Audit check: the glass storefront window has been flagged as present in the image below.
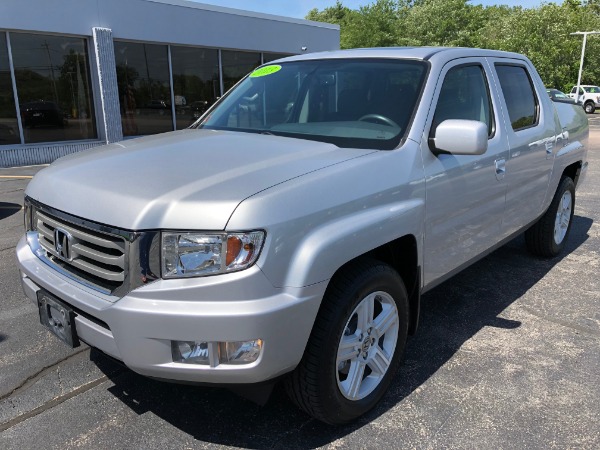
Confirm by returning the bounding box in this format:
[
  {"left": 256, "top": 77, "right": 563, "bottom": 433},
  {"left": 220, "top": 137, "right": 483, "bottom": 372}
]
[
  {"left": 170, "top": 46, "right": 219, "bottom": 130},
  {"left": 0, "top": 33, "right": 19, "bottom": 145},
  {"left": 114, "top": 41, "right": 172, "bottom": 137},
  {"left": 221, "top": 50, "right": 261, "bottom": 93},
  {"left": 263, "top": 53, "right": 292, "bottom": 63},
  {"left": 10, "top": 33, "right": 97, "bottom": 144}
]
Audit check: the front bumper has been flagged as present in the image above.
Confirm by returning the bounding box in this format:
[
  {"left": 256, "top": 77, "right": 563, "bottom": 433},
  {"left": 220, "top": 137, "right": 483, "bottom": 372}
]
[{"left": 16, "top": 236, "right": 325, "bottom": 384}]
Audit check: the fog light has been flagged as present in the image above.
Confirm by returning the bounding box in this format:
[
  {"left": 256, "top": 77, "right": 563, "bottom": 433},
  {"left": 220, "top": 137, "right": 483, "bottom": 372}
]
[
  {"left": 172, "top": 340, "right": 210, "bottom": 365},
  {"left": 219, "top": 339, "right": 263, "bottom": 365},
  {"left": 172, "top": 339, "right": 263, "bottom": 366}
]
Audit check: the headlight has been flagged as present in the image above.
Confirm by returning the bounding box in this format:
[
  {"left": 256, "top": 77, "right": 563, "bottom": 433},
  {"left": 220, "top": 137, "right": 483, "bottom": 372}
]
[{"left": 162, "top": 231, "right": 265, "bottom": 278}]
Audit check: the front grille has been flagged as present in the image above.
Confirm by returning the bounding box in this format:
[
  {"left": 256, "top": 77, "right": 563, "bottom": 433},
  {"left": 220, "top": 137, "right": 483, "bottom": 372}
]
[{"left": 34, "top": 210, "right": 127, "bottom": 293}]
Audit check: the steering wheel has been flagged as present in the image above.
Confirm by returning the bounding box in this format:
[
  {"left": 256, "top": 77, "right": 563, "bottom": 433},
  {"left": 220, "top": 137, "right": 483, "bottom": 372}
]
[{"left": 358, "top": 114, "right": 400, "bottom": 128}]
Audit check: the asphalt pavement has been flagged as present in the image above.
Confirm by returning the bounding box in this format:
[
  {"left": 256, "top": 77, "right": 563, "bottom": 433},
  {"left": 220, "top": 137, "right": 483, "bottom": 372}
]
[{"left": 0, "top": 119, "right": 599, "bottom": 449}]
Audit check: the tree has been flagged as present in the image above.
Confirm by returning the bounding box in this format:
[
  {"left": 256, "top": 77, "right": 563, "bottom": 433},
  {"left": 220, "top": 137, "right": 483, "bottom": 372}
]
[{"left": 306, "top": 0, "right": 600, "bottom": 91}]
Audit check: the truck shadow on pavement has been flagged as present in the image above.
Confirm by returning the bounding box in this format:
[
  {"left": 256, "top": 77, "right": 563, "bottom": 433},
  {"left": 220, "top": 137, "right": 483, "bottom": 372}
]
[
  {"left": 0, "top": 202, "right": 22, "bottom": 220},
  {"left": 93, "top": 215, "right": 593, "bottom": 449}
]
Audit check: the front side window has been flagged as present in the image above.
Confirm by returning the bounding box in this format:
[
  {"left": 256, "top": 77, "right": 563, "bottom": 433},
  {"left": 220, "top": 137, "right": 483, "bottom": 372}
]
[
  {"left": 496, "top": 64, "right": 538, "bottom": 131},
  {"left": 431, "top": 64, "right": 494, "bottom": 136},
  {"left": 10, "top": 33, "right": 97, "bottom": 144},
  {"left": 197, "top": 58, "right": 427, "bottom": 150}
]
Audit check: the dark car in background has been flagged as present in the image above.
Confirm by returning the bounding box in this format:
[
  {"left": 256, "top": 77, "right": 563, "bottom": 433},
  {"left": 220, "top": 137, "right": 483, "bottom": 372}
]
[
  {"left": 547, "top": 88, "right": 579, "bottom": 105},
  {"left": 20, "top": 101, "right": 66, "bottom": 128}
]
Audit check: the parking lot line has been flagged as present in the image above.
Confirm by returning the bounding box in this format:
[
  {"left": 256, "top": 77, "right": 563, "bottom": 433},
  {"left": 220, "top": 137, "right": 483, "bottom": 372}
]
[{"left": 0, "top": 175, "right": 33, "bottom": 179}]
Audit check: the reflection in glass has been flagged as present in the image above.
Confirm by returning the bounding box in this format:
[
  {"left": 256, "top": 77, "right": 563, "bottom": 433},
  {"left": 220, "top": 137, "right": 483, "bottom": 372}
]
[
  {"left": 171, "top": 46, "right": 219, "bottom": 130},
  {"left": 221, "top": 50, "right": 261, "bottom": 93},
  {"left": 114, "top": 41, "right": 173, "bottom": 137},
  {"left": 10, "top": 33, "right": 97, "bottom": 144},
  {"left": 496, "top": 65, "right": 538, "bottom": 130},
  {"left": 0, "top": 33, "right": 19, "bottom": 145},
  {"left": 199, "top": 59, "right": 427, "bottom": 150}
]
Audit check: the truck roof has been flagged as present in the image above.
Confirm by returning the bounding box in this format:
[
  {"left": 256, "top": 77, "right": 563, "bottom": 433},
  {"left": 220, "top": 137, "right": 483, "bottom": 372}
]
[{"left": 278, "top": 47, "right": 529, "bottom": 65}]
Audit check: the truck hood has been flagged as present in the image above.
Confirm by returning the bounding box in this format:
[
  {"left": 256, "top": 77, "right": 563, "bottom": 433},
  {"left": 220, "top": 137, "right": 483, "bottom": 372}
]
[{"left": 26, "top": 129, "right": 371, "bottom": 230}]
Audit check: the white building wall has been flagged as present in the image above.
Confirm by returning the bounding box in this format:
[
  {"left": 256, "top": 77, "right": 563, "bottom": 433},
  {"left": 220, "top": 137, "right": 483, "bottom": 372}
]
[
  {"left": 0, "top": 0, "right": 339, "bottom": 167},
  {"left": 0, "top": 0, "right": 339, "bottom": 54}
]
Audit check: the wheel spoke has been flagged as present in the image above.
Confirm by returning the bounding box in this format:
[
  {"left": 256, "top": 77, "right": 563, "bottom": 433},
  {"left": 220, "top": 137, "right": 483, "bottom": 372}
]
[
  {"left": 373, "top": 304, "right": 397, "bottom": 336},
  {"left": 336, "top": 287, "right": 403, "bottom": 402},
  {"left": 357, "top": 294, "right": 375, "bottom": 332},
  {"left": 368, "top": 347, "right": 391, "bottom": 377},
  {"left": 337, "top": 334, "right": 360, "bottom": 364},
  {"left": 345, "top": 360, "right": 366, "bottom": 399},
  {"left": 562, "top": 194, "right": 571, "bottom": 211}
]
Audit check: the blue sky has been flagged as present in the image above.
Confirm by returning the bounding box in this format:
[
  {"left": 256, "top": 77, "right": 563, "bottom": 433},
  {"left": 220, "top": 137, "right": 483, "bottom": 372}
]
[{"left": 193, "top": 1, "right": 546, "bottom": 19}]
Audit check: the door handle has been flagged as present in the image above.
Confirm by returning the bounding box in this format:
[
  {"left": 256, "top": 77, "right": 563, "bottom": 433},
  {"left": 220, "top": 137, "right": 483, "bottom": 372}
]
[
  {"left": 545, "top": 140, "right": 555, "bottom": 159},
  {"left": 495, "top": 158, "right": 506, "bottom": 180}
]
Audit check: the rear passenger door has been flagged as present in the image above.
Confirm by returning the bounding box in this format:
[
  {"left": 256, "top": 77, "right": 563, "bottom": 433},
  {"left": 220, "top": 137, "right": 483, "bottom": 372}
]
[
  {"left": 490, "top": 60, "right": 556, "bottom": 236},
  {"left": 422, "top": 59, "right": 509, "bottom": 287}
]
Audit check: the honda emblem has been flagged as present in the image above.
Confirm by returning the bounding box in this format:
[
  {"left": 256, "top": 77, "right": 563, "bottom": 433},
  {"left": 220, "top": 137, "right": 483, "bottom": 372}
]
[{"left": 54, "top": 228, "right": 73, "bottom": 261}]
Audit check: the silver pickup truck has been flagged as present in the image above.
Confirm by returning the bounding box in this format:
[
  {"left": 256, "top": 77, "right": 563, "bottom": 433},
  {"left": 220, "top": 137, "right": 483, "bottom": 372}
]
[{"left": 16, "top": 47, "right": 588, "bottom": 424}]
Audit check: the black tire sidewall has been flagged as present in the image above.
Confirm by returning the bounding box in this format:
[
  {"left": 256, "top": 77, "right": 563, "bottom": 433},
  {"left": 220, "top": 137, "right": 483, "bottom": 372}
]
[
  {"left": 525, "top": 176, "right": 577, "bottom": 257},
  {"left": 315, "top": 264, "right": 409, "bottom": 424},
  {"left": 585, "top": 102, "right": 595, "bottom": 114},
  {"left": 549, "top": 177, "right": 576, "bottom": 254}
]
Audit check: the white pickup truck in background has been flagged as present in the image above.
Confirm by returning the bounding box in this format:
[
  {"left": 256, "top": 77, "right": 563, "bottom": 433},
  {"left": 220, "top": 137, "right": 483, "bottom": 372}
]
[
  {"left": 17, "top": 47, "right": 589, "bottom": 424},
  {"left": 569, "top": 84, "right": 600, "bottom": 113}
]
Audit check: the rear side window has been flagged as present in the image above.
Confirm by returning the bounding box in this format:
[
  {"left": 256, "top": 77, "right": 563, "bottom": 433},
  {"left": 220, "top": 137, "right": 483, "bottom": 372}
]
[{"left": 495, "top": 65, "right": 538, "bottom": 131}]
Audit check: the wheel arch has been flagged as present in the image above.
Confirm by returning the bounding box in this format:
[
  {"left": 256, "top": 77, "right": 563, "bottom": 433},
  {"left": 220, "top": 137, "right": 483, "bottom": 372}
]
[
  {"left": 316, "top": 234, "right": 421, "bottom": 338},
  {"left": 365, "top": 235, "right": 420, "bottom": 335},
  {"left": 562, "top": 160, "right": 582, "bottom": 187}
]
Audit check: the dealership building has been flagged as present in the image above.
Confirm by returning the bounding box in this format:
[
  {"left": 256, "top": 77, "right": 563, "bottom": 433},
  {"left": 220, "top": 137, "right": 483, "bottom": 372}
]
[{"left": 0, "top": 0, "right": 339, "bottom": 167}]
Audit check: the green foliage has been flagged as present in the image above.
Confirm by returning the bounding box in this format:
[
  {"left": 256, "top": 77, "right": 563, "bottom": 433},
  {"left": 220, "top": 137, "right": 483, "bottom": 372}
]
[{"left": 306, "top": 0, "right": 600, "bottom": 91}]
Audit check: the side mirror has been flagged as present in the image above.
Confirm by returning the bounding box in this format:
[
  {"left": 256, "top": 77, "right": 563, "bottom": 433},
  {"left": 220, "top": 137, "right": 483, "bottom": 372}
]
[{"left": 431, "top": 119, "right": 488, "bottom": 156}]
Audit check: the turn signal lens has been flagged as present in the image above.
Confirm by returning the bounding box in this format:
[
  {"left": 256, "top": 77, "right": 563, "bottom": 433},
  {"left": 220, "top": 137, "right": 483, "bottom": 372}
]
[
  {"left": 224, "top": 232, "right": 263, "bottom": 271},
  {"left": 226, "top": 236, "right": 242, "bottom": 266}
]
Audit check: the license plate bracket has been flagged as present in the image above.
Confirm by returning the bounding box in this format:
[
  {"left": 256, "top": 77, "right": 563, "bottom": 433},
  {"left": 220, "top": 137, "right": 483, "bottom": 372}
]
[{"left": 37, "top": 290, "right": 80, "bottom": 348}]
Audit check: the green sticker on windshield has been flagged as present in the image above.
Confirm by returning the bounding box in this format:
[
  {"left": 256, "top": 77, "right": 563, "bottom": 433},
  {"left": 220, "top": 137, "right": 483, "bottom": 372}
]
[{"left": 250, "top": 65, "right": 282, "bottom": 78}]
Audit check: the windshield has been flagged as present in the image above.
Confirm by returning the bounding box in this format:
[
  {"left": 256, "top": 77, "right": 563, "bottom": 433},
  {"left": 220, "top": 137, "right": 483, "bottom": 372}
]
[{"left": 195, "top": 58, "right": 428, "bottom": 150}]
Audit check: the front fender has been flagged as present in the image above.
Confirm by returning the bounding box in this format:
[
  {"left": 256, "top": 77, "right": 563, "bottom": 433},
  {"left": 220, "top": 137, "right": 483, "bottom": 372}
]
[
  {"left": 226, "top": 142, "right": 426, "bottom": 289},
  {"left": 282, "top": 199, "right": 424, "bottom": 287}
]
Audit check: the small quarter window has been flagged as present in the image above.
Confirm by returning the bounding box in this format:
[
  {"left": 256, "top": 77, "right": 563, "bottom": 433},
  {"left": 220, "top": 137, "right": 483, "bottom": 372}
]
[{"left": 495, "top": 65, "right": 538, "bottom": 131}]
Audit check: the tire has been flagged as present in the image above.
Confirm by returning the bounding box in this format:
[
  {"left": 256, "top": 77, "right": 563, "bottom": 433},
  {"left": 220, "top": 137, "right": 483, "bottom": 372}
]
[
  {"left": 584, "top": 101, "right": 595, "bottom": 114},
  {"left": 285, "top": 259, "right": 409, "bottom": 425},
  {"left": 525, "top": 176, "right": 575, "bottom": 257}
]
